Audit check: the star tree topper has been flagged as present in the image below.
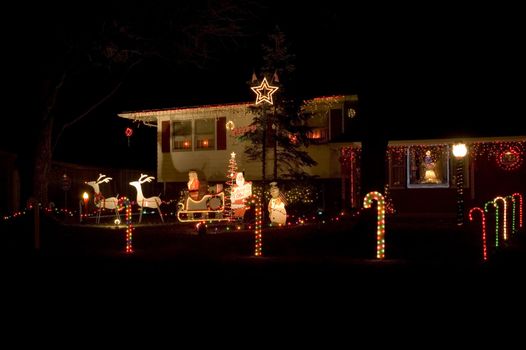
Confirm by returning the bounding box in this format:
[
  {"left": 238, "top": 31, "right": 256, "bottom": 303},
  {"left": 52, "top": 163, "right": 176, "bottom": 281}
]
[{"left": 251, "top": 77, "right": 279, "bottom": 105}]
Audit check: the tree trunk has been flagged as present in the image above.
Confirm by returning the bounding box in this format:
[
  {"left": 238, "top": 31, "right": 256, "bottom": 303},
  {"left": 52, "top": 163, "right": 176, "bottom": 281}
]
[
  {"left": 262, "top": 112, "right": 267, "bottom": 183},
  {"left": 32, "top": 117, "right": 53, "bottom": 205},
  {"left": 273, "top": 128, "right": 277, "bottom": 181}
]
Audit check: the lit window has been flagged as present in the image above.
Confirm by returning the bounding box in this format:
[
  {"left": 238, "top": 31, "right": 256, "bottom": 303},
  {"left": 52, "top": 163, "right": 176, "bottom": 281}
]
[
  {"left": 195, "top": 119, "right": 215, "bottom": 150},
  {"left": 172, "top": 121, "right": 192, "bottom": 151},
  {"left": 407, "top": 145, "right": 450, "bottom": 188}
]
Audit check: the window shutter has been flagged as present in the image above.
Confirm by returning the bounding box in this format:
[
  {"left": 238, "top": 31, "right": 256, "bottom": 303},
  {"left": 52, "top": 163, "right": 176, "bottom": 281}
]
[
  {"left": 330, "top": 108, "right": 343, "bottom": 141},
  {"left": 217, "top": 117, "right": 226, "bottom": 150},
  {"left": 161, "top": 121, "right": 170, "bottom": 153}
]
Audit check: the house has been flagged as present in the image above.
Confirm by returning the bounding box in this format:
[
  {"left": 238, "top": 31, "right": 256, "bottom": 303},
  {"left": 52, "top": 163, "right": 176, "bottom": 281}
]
[
  {"left": 118, "top": 96, "right": 525, "bottom": 218},
  {"left": 383, "top": 137, "right": 526, "bottom": 217},
  {"left": 118, "top": 95, "right": 362, "bottom": 208}
]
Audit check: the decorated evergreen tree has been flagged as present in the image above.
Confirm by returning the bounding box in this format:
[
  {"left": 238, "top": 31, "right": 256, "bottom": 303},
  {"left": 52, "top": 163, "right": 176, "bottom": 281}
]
[{"left": 240, "top": 28, "right": 317, "bottom": 183}]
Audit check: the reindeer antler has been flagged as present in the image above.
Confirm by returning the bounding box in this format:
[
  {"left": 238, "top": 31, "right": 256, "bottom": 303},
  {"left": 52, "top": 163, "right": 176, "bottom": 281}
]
[
  {"left": 139, "top": 175, "right": 155, "bottom": 184},
  {"left": 138, "top": 174, "right": 149, "bottom": 183},
  {"left": 98, "top": 177, "right": 112, "bottom": 184},
  {"left": 96, "top": 173, "right": 106, "bottom": 182}
]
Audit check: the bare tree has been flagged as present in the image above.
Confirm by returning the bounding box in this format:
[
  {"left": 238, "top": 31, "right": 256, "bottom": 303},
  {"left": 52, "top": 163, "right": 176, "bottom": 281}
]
[{"left": 29, "top": 1, "right": 255, "bottom": 204}]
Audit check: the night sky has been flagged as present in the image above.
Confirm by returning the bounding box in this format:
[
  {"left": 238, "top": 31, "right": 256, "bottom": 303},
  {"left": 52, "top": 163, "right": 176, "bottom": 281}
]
[{"left": 3, "top": 1, "right": 525, "bottom": 169}]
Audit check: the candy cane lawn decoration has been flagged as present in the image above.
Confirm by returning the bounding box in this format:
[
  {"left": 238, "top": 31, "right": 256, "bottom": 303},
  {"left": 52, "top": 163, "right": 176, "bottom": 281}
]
[
  {"left": 469, "top": 207, "right": 487, "bottom": 261},
  {"left": 363, "top": 191, "right": 386, "bottom": 259}
]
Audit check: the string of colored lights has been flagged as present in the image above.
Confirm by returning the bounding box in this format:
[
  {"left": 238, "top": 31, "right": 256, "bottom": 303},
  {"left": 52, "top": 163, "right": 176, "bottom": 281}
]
[
  {"left": 469, "top": 207, "right": 487, "bottom": 261},
  {"left": 484, "top": 201, "right": 498, "bottom": 248},
  {"left": 254, "top": 196, "right": 262, "bottom": 256},
  {"left": 226, "top": 152, "right": 238, "bottom": 222},
  {"left": 494, "top": 196, "right": 508, "bottom": 241},
  {"left": 363, "top": 191, "right": 386, "bottom": 259},
  {"left": 507, "top": 195, "right": 516, "bottom": 235},
  {"left": 470, "top": 141, "right": 525, "bottom": 171},
  {"left": 123, "top": 197, "right": 133, "bottom": 254},
  {"left": 456, "top": 158, "right": 465, "bottom": 226},
  {"left": 512, "top": 193, "right": 523, "bottom": 229}
]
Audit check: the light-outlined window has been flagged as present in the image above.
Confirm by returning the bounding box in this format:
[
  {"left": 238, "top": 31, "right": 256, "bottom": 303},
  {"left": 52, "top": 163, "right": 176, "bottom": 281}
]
[{"left": 407, "top": 145, "right": 450, "bottom": 188}]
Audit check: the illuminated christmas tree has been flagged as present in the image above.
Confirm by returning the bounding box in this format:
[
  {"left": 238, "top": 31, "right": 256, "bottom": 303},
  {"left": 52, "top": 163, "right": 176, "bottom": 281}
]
[{"left": 225, "top": 152, "right": 238, "bottom": 221}]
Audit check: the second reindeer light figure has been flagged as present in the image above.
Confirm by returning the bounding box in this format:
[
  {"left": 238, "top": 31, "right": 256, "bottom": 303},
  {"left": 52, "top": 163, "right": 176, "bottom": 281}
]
[{"left": 129, "top": 174, "right": 164, "bottom": 223}]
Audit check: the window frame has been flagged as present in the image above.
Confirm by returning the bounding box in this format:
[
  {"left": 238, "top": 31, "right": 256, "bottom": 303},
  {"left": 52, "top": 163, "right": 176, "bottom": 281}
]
[
  {"left": 171, "top": 118, "right": 220, "bottom": 152},
  {"left": 406, "top": 145, "right": 450, "bottom": 189}
]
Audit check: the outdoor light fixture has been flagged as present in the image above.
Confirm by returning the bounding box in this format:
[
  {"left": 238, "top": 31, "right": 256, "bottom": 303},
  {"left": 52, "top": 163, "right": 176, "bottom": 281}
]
[
  {"left": 452, "top": 143, "right": 467, "bottom": 158},
  {"left": 80, "top": 192, "right": 89, "bottom": 222},
  {"left": 452, "top": 143, "right": 467, "bottom": 225}
]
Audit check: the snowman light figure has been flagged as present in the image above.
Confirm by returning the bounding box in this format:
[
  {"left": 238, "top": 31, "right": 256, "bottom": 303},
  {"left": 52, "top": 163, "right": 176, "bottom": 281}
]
[{"left": 268, "top": 182, "right": 287, "bottom": 226}]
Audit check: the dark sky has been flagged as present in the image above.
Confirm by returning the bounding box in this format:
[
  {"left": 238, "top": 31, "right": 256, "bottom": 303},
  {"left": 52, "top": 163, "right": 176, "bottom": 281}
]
[{"left": 3, "top": 1, "right": 525, "bottom": 168}]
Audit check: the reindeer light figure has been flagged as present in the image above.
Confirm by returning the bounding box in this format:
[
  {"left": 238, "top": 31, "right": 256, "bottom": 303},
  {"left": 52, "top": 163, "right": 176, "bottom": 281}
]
[
  {"left": 85, "top": 174, "right": 120, "bottom": 224},
  {"left": 129, "top": 174, "right": 164, "bottom": 223}
]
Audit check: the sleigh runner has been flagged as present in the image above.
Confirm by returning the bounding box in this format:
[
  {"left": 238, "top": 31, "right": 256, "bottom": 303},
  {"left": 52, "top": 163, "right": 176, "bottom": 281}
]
[{"left": 176, "top": 191, "right": 229, "bottom": 222}]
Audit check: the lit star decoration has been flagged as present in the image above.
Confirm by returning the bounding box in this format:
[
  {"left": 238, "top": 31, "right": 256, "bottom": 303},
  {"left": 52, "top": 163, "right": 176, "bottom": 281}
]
[{"left": 251, "top": 77, "right": 279, "bottom": 105}]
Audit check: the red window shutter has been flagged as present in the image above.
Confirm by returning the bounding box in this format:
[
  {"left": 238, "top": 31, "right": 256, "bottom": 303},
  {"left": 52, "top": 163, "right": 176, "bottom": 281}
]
[
  {"left": 330, "top": 108, "right": 343, "bottom": 141},
  {"left": 217, "top": 117, "right": 226, "bottom": 150},
  {"left": 161, "top": 121, "right": 170, "bottom": 153}
]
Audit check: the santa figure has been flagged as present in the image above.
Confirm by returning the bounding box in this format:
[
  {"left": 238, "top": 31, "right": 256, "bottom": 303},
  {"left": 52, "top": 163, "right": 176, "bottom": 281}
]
[
  {"left": 231, "top": 172, "right": 252, "bottom": 217},
  {"left": 187, "top": 170, "right": 200, "bottom": 200}
]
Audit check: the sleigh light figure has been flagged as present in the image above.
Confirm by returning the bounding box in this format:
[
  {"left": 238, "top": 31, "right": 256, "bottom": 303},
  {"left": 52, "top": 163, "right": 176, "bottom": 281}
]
[{"left": 176, "top": 171, "right": 228, "bottom": 223}]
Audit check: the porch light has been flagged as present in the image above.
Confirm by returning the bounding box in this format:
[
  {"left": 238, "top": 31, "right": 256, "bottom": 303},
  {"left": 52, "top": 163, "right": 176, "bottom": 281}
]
[{"left": 452, "top": 143, "right": 467, "bottom": 158}]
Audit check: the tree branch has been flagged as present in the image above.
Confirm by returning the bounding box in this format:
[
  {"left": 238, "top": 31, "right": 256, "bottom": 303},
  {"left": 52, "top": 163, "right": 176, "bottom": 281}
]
[
  {"left": 43, "top": 71, "right": 67, "bottom": 123},
  {"left": 52, "top": 58, "right": 144, "bottom": 152}
]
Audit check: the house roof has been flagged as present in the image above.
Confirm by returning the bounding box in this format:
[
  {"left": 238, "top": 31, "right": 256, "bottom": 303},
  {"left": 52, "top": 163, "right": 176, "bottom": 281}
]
[
  {"left": 117, "top": 95, "right": 358, "bottom": 124},
  {"left": 118, "top": 102, "right": 251, "bottom": 123},
  {"left": 387, "top": 135, "right": 526, "bottom": 146}
]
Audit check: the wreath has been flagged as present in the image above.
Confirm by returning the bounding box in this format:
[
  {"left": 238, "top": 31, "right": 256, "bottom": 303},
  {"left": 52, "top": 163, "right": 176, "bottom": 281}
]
[{"left": 497, "top": 147, "right": 523, "bottom": 171}]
